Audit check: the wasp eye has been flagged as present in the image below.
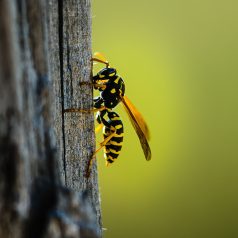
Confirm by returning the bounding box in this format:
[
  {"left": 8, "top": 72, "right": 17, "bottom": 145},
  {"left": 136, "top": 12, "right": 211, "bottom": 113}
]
[
  {"left": 107, "top": 68, "right": 116, "bottom": 77},
  {"left": 97, "top": 67, "right": 117, "bottom": 79}
]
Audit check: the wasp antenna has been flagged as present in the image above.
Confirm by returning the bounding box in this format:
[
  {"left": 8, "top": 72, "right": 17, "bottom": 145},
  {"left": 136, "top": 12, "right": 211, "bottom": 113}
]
[
  {"left": 91, "top": 57, "right": 109, "bottom": 67},
  {"left": 92, "top": 52, "right": 110, "bottom": 67}
]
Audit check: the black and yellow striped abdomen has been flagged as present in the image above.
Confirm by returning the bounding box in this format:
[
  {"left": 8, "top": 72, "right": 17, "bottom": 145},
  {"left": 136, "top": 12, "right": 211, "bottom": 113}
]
[
  {"left": 103, "top": 123, "right": 124, "bottom": 164},
  {"left": 96, "top": 109, "right": 124, "bottom": 165}
]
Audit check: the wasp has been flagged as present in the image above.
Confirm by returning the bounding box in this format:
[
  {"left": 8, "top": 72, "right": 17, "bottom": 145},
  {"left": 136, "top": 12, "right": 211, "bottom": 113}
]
[{"left": 65, "top": 52, "right": 151, "bottom": 177}]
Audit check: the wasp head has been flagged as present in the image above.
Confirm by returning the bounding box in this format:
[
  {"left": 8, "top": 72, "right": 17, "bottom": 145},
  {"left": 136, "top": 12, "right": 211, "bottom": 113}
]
[{"left": 97, "top": 67, "right": 117, "bottom": 79}]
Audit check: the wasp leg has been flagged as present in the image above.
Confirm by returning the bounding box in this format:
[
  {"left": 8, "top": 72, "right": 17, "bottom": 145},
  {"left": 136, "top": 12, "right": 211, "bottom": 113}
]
[
  {"left": 99, "top": 131, "right": 116, "bottom": 147},
  {"left": 78, "top": 82, "right": 106, "bottom": 90},
  {"left": 86, "top": 144, "right": 104, "bottom": 178},
  {"left": 64, "top": 106, "right": 106, "bottom": 113},
  {"left": 86, "top": 131, "right": 117, "bottom": 177}
]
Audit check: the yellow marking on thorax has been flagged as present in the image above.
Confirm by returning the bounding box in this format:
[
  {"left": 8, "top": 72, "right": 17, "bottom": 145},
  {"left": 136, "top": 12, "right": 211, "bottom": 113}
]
[
  {"left": 114, "top": 76, "right": 120, "bottom": 84},
  {"left": 110, "top": 88, "right": 116, "bottom": 93},
  {"left": 111, "top": 117, "right": 120, "bottom": 121}
]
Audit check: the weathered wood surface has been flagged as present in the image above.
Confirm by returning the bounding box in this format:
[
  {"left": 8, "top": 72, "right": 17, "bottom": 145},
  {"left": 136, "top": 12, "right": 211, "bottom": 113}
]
[
  {"left": 48, "top": 0, "right": 102, "bottom": 234},
  {"left": 0, "top": 0, "right": 101, "bottom": 237}
]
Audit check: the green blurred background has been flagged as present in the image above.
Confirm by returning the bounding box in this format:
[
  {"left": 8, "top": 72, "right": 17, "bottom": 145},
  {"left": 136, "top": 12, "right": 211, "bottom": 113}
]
[{"left": 92, "top": 0, "right": 238, "bottom": 237}]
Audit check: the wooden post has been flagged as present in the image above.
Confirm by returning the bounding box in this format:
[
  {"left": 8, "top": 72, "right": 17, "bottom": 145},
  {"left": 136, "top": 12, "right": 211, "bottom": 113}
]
[
  {"left": 0, "top": 0, "right": 101, "bottom": 237},
  {"left": 48, "top": 0, "right": 102, "bottom": 234}
]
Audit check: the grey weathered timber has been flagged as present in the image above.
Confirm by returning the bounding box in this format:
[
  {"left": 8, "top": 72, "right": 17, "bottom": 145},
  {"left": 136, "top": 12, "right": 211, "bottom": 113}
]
[
  {"left": 48, "top": 0, "right": 102, "bottom": 234},
  {"left": 0, "top": 0, "right": 101, "bottom": 237}
]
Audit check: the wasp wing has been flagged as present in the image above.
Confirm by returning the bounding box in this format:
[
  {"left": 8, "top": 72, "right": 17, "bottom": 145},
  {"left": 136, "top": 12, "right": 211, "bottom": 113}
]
[
  {"left": 123, "top": 96, "right": 150, "bottom": 140},
  {"left": 121, "top": 96, "right": 151, "bottom": 161}
]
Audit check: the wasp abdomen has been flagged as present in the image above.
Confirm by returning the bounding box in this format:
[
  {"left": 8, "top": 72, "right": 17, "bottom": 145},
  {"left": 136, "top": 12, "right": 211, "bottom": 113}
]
[{"left": 101, "top": 111, "right": 124, "bottom": 164}]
